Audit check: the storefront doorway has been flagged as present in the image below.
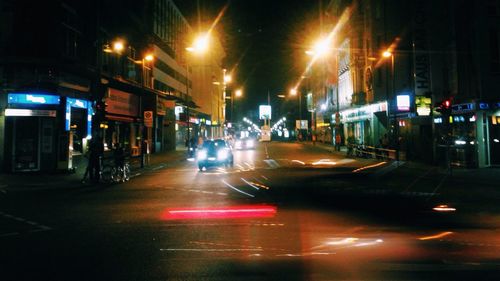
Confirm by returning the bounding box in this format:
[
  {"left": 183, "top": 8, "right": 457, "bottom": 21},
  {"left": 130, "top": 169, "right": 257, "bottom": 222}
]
[
  {"left": 12, "top": 117, "right": 40, "bottom": 171},
  {"left": 489, "top": 115, "right": 500, "bottom": 165}
]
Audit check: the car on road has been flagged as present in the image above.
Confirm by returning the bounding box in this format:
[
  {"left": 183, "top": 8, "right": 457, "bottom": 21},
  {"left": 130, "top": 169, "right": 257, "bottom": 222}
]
[
  {"left": 234, "top": 137, "right": 256, "bottom": 150},
  {"left": 197, "top": 139, "right": 234, "bottom": 171}
]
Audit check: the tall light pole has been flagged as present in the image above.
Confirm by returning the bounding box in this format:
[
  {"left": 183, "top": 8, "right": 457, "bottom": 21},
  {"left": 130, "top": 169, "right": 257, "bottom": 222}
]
[
  {"left": 306, "top": 37, "right": 331, "bottom": 144},
  {"left": 383, "top": 49, "right": 398, "bottom": 161},
  {"left": 223, "top": 71, "right": 232, "bottom": 128},
  {"left": 232, "top": 88, "right": 242, "bottom": 122},
  {"left": 186, "top": 32, "right": 210, "bottom": 144},
  {"left": 133, "top": 53, "right": 154, "bottom": 168}
]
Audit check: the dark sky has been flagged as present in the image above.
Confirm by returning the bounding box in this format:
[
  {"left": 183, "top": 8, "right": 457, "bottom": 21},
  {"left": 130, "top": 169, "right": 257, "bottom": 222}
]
[{"left": 174, "top": 0, "right": 322, "bottom": 118}]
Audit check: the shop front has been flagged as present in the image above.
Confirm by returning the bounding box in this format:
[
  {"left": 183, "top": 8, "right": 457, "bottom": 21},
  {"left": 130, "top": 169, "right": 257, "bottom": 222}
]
[
  {"left": 433, "top": 102, "right": 483, "bottom": 168},
  {"left": 489, "top": 107, "right": 500, "bottom": 165},
  {"left": 63, "top": 97, "right": 93, "bottom": 170},
  {"left": 102, "top": 88, "right": 141, "bottom": 156},
  {"left": 155, "top": 97, "right": 176, "bottom": 152},
  {"left": 333, "top": 101, "right": 388, "bottom": 147},
  {"left": 4, "top": 93, "right": 61, "bottom": 172}
]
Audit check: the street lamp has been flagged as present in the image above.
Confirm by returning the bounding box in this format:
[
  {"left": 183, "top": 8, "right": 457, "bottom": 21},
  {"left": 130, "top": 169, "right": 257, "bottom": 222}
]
[
  {"left": 305, "top": 37, "right": 331, "bottom": 57},
  {"left": 231, "top": 88, "right": 243, "bottom": 122},
  {"left": 235, "top": 89, "right": 242, "bottom": 97},
  {"left": 382, "top": 49, "right": 398, "bottom": 161},
  {"left": 185, "top": 32, "right": 211, "bottom": 143},
  {"left": 113, "top": 40, "right": 125, "bottom": 53}
]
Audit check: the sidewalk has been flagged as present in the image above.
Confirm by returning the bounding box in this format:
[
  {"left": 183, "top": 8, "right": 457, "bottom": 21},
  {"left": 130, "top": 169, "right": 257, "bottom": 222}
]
[
  {"left": 296, "top": 140, "right": 382, "bottom": 165},
  {"left": 0, "top": 149, "right": 187, "bottom": 192}
]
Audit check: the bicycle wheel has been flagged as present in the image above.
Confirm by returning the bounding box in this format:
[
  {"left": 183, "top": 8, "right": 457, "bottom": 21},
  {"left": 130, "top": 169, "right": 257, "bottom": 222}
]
[
  {"left": 123, "top": 164, "right": 130, "bottom": 181},
  {"left": 101, "top": 165, "right": 113, "bottom": 183},
  {"left": 111, "top": 166, "right": 120, "bottom": 182}
]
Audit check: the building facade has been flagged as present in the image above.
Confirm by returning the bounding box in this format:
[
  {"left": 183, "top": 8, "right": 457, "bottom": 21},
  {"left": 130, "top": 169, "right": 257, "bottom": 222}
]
[
  {"left": 323, "top": 0, "right": 500, "bottom": 167},
  {"left": 0, "top": 0, "right": 225, "bottom": 173}
]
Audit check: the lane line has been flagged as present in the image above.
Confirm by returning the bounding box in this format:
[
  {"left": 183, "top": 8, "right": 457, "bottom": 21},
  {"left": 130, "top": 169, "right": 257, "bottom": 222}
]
[
  {"left": 221, "top": 180, "right": 255, "bottom": 198},
  {"left": 240, "top": 178, "right": 260, "bottom": 190}
]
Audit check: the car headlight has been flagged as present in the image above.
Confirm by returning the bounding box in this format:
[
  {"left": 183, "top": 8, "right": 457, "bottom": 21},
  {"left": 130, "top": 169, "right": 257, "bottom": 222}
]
[
  {"left": 197, "top": 150, "right": 207, "bottom": 160},
  {"left": 246, "top": 140, "right": 254, "bottom": 147},
  {"left": 217, "top": 149, "right": 228, "bottom": 160}
]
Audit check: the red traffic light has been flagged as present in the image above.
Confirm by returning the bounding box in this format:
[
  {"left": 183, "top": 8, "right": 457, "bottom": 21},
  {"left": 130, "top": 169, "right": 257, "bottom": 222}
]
[{"left": 443, "top": 100, "right": 451, "bottom": 108}]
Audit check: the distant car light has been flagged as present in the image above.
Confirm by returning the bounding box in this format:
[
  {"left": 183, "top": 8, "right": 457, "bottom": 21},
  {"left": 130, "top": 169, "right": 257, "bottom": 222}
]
[
  {"left": 235, "top": 140, "right": 242, "bottom": 148},
  {"left": 246, "top": 139, "right": 254, "bottom": 147},
  {"left": 217, "top": 149, "right": 228, "bottom": 160},
  {"left": 433, "top": 204, "right": 456, "bottom": 212},
  {"left": 197, "top": 150, "right": 207, "bottom": 160}
]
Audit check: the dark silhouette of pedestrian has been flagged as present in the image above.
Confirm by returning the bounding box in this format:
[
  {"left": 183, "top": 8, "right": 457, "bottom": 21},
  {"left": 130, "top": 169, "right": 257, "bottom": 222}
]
[{"left": 88, "top": 137, "right": 104, "bottom": 184}]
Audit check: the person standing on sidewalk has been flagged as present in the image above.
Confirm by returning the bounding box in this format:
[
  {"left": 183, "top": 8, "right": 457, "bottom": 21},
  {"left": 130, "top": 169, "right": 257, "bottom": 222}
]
[
  {"left": 347, "top": 133, "right": 355, "bottom": 157},
  {"left": 113, "top": 142, "right": 125, "bottom": 179},
  {"left": 335, "top": 133, "right": 342, "bottom": 151},
  {"left": 88, "top": 137, "right": 104, "bottom": 184}
]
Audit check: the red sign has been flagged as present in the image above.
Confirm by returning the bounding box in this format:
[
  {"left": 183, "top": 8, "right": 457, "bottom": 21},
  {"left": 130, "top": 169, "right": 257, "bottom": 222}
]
[{"left": 106, "top": 88, "right": 139, "bottom": 117}]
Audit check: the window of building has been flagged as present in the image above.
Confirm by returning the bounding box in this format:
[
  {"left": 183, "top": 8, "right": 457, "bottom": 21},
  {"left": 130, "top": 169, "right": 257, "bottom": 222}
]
[
  {"left": 490, "top": 29, "right": 500, "bottom": 73},
  {"left": 487, "top": 0, "right": 499, "bottom": 17},
  {"left": 61, "top": 3, "right": 81, "bottom": 59}
]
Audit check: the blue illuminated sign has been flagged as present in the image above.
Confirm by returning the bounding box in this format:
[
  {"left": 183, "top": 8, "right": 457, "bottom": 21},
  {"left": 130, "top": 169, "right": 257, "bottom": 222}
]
[
  {"left": 479, "top": 103, "right": 489, "bottom": 110},
  {"left": 8, "top": 93, "right": 60, "bottom": 105},
  {"left": 65, "top": 98, "right": 93, "bottom": 137}
]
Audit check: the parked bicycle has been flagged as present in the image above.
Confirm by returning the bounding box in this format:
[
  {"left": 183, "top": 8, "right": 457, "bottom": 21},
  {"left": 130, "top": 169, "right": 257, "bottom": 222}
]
[{"left": 101, "top": 157, "right": 131, "bottom": 183}]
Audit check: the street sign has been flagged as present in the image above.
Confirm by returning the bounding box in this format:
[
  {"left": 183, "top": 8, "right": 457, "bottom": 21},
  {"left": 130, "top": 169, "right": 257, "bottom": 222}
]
[
  {"left": 259, "top": 105, "right": 272, "bottom": 120},
  {"left": 296, "top": 120, "right": 308, "bottom": 129},
  {"left": 144, "top": 111, "right": 153, "bottom": 128}
]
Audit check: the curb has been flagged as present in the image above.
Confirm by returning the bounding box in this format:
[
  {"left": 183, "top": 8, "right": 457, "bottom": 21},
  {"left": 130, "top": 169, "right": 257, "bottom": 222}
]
[{"left": 0, "top": 152, "right": 188, "bottom": 193}]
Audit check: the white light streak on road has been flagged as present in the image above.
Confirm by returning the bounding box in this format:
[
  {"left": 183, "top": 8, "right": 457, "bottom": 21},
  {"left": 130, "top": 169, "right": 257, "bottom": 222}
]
[{"left": 221, "top": 180, "right": 255, "bottom": 197}]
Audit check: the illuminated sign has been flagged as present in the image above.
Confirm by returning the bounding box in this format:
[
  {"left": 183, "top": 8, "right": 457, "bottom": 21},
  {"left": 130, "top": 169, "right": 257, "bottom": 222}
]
[
  {"left": 416, "top": 96, "right": 432, "bottom": 116},
  {"left": 338, "top": 71, "right": 353, "bottom": 108},
  {"left": 175, "top": 106, "right": 184, "bottom": 115},
  {"left": 296, "top": 120, "right": 308, "bottom": 129},
  {"left": 333, "top": 101, "right": 387, "bottom": 123},
  {"left": 433, "top": 117, "right": 443, "bottom": 124},
  {"left": 8, "top": 93, "right": 60, "bottom": 105},
  {"left": 206, "top": 120, "right": 212, "bottom": 125},
  {"left": 259, "top": 105, "right": 272, "bottom": 120},
  {"left": 5, "top": 109, "right": 57, "bottom": 117},
  {"left": 397, "top": 95, "right": 411, "bottom": 111},
  {"left": 66, "top": 98, "right": 92, "bottom": 137},
  {"left": 451, "top": 103, "right": 474, "bottom": 114}
]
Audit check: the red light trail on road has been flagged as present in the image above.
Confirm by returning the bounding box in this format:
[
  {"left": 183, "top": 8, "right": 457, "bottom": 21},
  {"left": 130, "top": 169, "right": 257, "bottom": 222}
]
[{"left": 161, "top": 205, "right": 277, "bottom": 220}]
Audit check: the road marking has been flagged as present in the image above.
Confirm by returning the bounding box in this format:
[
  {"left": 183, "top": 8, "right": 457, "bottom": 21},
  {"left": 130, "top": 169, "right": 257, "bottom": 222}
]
[
  {"left": 263, "top": 159, "right": 280, "bottom": 169},
  {"left": 152, "top": 165, "right": 165, "bottom": 171},
  {"left": 0, "top": 232, "right": 20, "bottom": 238},
  {"left": 0, "top": 211, "right": 52, "bottom": 236},
  {"left": 240, "top": 178, "right": 260, "bottom": 190},
  {"left": 404, "top": 167, "right": 435, "bottom": 192},
  {"left": 221, "top": 180, "right": 255, "bottom": 198},
  {"left": 244, "top": 162, "right": 255, "bottom": 169}
]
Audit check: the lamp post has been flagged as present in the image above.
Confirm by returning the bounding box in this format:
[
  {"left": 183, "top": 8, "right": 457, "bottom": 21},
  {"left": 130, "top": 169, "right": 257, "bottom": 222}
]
[
  {"left": 231, "top": 88, "right": 242, "bottom": 122},
  {"left": 223, "top": 71, "right": 232, "bottom": 127},
  {"left": 135, "top": 53, "right": 154, "bottom": 168},
  {"left": 383, "top": 49, "right": 399, "bottom": 161},
  {"left": 185, "top": 32, "right": 210, "bottom": 145}
]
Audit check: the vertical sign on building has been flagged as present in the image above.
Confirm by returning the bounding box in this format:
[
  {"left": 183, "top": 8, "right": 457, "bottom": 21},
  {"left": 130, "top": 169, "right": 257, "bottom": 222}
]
[
  {"left": 412, "top": 0, "right": 432, "bottom": 98},
  {"left": 144, "top": 111, "right": 153, "bottom": 128}
]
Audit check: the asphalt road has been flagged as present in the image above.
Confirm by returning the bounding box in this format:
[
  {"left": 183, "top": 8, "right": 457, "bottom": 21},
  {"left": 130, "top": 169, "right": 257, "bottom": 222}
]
[{"left": 1, "top": 142, "right": 499, "bottom": 280}]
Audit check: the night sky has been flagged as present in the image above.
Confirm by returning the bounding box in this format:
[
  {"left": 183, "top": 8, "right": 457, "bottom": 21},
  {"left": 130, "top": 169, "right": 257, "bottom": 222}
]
[{"left": 174, "top": 0, "right": 322, "bottom": 119}]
